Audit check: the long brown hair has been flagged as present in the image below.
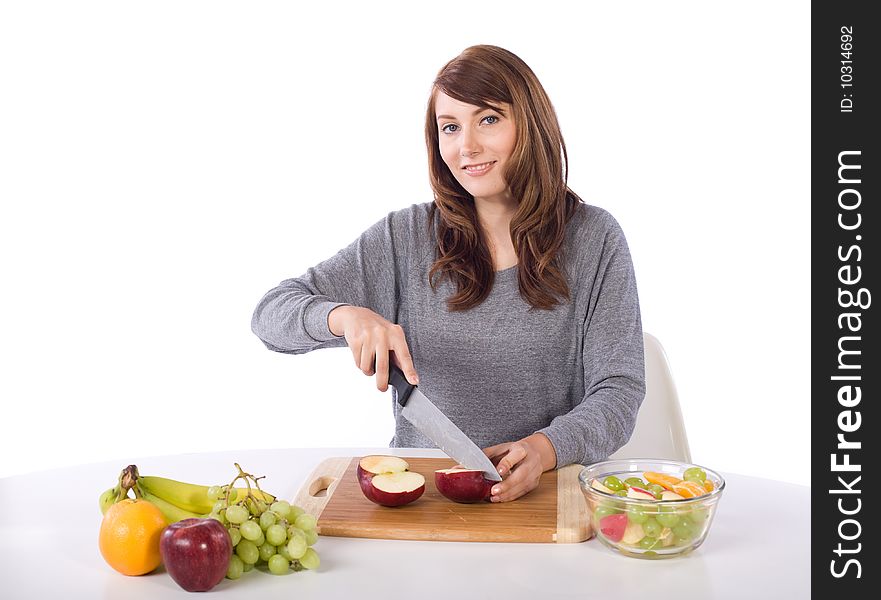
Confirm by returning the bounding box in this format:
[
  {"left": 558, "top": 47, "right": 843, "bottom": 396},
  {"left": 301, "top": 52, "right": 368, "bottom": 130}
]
[{"left": 424, "top": 45, "right": 582, "bottom": 311}]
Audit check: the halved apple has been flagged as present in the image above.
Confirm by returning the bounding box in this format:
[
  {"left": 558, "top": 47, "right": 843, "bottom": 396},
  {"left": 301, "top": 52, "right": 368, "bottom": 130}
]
[
  {"left": 357, "top": 455, "right": 425, "bottom": 507},
  {"left": 435, "top": 468, "right": 495, "bottom": 503}
]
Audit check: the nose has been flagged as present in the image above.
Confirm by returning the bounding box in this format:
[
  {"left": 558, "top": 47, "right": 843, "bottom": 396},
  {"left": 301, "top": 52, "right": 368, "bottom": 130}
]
[{"left": 459, "top": 127, "right": 481, "bottom": 158}]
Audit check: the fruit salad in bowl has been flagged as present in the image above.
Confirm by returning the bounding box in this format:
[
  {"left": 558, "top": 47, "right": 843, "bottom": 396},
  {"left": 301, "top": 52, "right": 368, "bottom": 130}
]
[{"left": 579, "top": 459, "right": 725, "bottom": 559}]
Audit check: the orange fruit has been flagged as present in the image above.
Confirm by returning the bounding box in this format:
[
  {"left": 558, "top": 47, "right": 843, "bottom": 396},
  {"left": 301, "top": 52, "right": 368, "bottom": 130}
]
[
  {"left": 99, "top": 498, "right": 167, "bottom": 576},
  {"left": 643, "top": 471, "right": 682, "bottom": 491},
  {"left": 671, "top": 480, "right": 707, "bottom": 499},
  {"left": 703, "top": 479, "right": 715, "bottom": 492}
]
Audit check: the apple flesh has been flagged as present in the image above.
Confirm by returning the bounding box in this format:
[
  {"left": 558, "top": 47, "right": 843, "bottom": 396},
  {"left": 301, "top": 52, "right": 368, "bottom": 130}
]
[
  {"left": 160, "top": 518, "right": 232, "bottom": 592},
  {"left": 434, "top": 468, "right": 495, "bottom": 503},
  {"left": 626, "top": 486, "right": 656, "bottom": 500},
  {"left": 357, "top": 455, "right": 425, "bottom": 507}
]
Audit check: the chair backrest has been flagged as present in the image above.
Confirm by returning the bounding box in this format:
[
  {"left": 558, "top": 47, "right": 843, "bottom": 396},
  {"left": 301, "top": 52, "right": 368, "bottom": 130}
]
[{"left": 608, "top": 332, "right": 692, "bottom": 462}]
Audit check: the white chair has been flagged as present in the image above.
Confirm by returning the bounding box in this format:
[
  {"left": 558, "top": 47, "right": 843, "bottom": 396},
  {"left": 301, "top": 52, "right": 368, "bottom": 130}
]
[{"left": 608, "top": 332, "right": 692, "bottom": 462}]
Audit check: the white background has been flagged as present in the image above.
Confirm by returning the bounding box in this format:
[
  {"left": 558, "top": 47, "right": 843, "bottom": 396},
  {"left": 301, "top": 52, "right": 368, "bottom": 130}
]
[{"left": 0, "top": 1, "right": 810, "bottom": 484}]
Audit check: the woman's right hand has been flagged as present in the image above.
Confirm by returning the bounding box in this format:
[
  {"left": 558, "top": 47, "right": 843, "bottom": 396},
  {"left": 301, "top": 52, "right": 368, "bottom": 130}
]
[{"left": 328, "top": 306, "right": 419, "bottom": 392}]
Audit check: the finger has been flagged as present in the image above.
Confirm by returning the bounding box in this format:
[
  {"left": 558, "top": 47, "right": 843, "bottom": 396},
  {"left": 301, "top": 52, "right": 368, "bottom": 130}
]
[
  {"left": 490, "top": 464, "right": 539, "bottom": 502},
  {"left": 359, "top": 342, "right": 375, "bottom": 376},
  {"left": 390, "top": 328, "right": 419, "bottom": 385},
  {"left": 374, "top": 343, "right": 390, "bottom": 392},
  {"left": 495, "top": 444, "right": 528, "bottom": 478}
]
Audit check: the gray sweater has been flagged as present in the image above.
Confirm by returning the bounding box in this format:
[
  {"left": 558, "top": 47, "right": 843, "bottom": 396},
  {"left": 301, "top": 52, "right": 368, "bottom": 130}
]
[{"left": 251, "top": 202, "right": 645, "bottom": 467}]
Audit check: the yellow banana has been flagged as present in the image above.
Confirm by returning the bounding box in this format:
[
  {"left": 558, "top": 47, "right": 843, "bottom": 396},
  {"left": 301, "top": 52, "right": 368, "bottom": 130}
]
[
  {"left": 139, "top": 475, "right": 276, "bottom": 513},
  {"left": 99, "top": 486, "right": 120, "bottom": 515},
  {"left": 138, "top": 475, "right": 217, "bottom": 513},
  {"left": 139, "top": 489, "right": 205, "bottom": 524}
]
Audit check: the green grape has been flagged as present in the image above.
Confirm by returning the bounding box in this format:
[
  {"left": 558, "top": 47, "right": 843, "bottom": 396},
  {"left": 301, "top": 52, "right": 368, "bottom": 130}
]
[
  {"left": 299, "top": 547, "right": 320, "bottom": 570},
  {"left": 268, "top": 554, "right": 290, "bottom": 575},
  {"left": 207, "top": 512, "right": 222, "bottom": 523},
  {"left": 212, "top": 500, "right": 226, "bottom": 513},
  {"left": 672, "top": 520, "right": 694, "bottom": 540},
  {"left": 614, "top": 490, "right": 628, "bottom": 497},
  {"left": 683, "top": 467, "right": 707, "bottom": 483},
  {"left": 646, "top": 484, "right": 665, "bottom": 498},
  {"left": 259, "top": 542, "right": 276, "bottom": 562},
  {"left": 286, "top": 535, "right": 307, "bottom": 560},
  {"left": 242, "top": 561, "right": 254, "bottom": 572},
  {"left": 250, "top": 500, "right": 268, "bottom": 516},
  {"left": 270, "top": 501, "right": 291, "bottom": 519},
  {"left": 624, "top": 477, "right": 646, "bottom": 489},
  {"left": 207, "top": 486, "right": 223, "bottom": 501},
  {"left": 689, "top": 507, "right": 710, "bottom": 525},
  {"left": 226, "top": 555, "right": 244, "bottom": 580},
  {"left": 643, "top": 517, "right": 662, "bottom": 538},
  {"left": 266, "top": 524, "right": 287, "bottom": 546},
  {"left": 229, "top": 527, "right": 242, "bottom": 546},
  {"left": 657, "top": 508, "right": 681, "bottom": 528},
  {"left": 253, "top": 530, "right": 265, "bottom": 547},
  {"left": 626, "top": 507, "right": 649, "bottom": 524},
  {"left": 295, "top": 514, "right": 317, "bottom": 531},
  {"left": 259, "top": 511, "right": 277, "bottom": 531},
  {"left": 226, "top": 505, "right": 249, "bottom": 525},
  {"left": 289, "top": 505, "right": 305, "bottom": 519},
  {"left": 277, "top": 544, "right": 293, "bottom": 561},
  {"left": 602, "top": 475, "right": 625, "bottom": 492},
  {"left": 287, "top": 526, "right": 306, "bottom": 543},
  {"left": 639, "top": 536, "right": 661, "bottom": 550},
  {"left": 240, "top": 520, "right": 262, "bottom": 541},
  {"left": 304, "top": 528, "right": 319, "bottom": 546},
  {"left": 236, "top": 540, "right": 259, "bottom": 565}
]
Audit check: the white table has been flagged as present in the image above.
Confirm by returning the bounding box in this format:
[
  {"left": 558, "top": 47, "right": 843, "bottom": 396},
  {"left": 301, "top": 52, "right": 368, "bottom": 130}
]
[{"left": 0, "top": 448, "right": 809, "bottom": 599}]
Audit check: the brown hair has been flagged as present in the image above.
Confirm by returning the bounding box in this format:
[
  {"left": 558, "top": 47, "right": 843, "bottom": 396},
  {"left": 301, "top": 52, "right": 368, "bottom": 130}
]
[{"left": 424, "top": 45, "right": 582, "bottom": 311}]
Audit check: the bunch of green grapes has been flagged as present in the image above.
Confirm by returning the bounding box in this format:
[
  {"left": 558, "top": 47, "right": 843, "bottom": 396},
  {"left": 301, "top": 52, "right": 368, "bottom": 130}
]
[{"left": 206, "top": 485, "right": 320, "bottom": 578}]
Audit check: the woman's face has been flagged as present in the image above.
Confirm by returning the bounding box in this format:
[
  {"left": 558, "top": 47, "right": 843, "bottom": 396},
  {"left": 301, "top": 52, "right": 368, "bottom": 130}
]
[{"left": 434, "top": 91, "right": 517, "bottom": 206}]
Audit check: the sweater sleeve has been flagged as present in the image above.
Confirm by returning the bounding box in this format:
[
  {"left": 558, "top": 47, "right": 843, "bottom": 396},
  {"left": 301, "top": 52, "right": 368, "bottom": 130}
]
[
  {"left": 538, "top": 212, "right": 646, "bottom": 467},
  {"left": 251, "top": 208, "right": 411, "bottom": 354}
]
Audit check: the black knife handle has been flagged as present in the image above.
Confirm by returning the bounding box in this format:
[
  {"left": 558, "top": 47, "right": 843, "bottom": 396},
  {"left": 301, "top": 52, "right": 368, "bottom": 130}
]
[{"left": 388, "top": 363, "right": 416, "bottom": 407}]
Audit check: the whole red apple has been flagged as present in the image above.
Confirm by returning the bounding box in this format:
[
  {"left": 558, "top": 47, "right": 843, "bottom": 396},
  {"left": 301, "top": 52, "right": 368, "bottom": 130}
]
[{"left": 160, "top": 518, "right": 232, "bottom": 592}]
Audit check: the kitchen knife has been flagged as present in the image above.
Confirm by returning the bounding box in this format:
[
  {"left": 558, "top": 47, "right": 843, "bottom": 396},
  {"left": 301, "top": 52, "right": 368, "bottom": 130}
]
[{"left": 388, "top": 364, "right": 502, "bottom": 482}]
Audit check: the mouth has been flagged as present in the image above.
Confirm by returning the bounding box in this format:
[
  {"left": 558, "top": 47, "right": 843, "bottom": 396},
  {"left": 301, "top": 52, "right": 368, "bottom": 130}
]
[{"left": 462, "top": 161, "right": 496, "bottom": 176}]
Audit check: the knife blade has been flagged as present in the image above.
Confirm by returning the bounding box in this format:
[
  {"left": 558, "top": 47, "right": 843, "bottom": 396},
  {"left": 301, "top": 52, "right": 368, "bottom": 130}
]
[{"left": 388, "top": 364, "right": 502, "bottom": 482}]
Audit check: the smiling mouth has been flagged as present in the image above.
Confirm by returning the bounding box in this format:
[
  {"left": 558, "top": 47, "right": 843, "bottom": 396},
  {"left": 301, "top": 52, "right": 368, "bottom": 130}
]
[{"left": 463, "top": 161, "right": 496, "bottom": 172}]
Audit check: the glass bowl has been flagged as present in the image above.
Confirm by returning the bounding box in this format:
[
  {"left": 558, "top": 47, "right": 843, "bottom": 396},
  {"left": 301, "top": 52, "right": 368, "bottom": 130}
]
[{"left": 579, "top": 458, "right": 725, "bottom": 559}]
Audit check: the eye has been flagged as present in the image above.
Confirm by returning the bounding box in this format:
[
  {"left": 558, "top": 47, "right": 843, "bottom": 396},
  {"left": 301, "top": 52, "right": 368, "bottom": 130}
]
[
  {"left": 440, "top": 123, "right": 459, "bottom": 134},
  {"left": 482, "top": 115, "right": 499, "bottom": 125}
]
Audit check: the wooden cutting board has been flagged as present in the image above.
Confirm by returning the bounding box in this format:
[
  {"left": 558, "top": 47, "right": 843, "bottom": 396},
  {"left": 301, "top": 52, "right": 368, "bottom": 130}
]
[{"left": 291, "top": 456, "right": 591, "bottom": 543}]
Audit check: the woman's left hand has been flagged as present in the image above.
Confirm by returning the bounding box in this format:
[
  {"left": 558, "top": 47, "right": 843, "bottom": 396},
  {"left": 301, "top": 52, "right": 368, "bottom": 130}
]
[{"left": 482, "top": 433, "right": 557, "bottom": 503}]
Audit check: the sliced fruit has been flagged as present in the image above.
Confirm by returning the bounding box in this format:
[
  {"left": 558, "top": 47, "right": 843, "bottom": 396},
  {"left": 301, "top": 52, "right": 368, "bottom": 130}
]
[
  {"left": 660, "top": 490, "right": 686, "bottom": 501},
  {"left": 703, "top": 479, "right": 715, "bottom": 492},
  {"left": 435, "top": 469, "right": 494, "bottom": 503},
  {"left": 599, "top": 513, "right": 628, "bottom": 542},
  {"left": 356, "top": 455, "right": 425, "bottom": 507},
  {"left": 590, "top": 479, "right": 614, "bottom": 494},
  {"left": 643, "top": 471, "right": 682, "bottom": 491},
  {"left": 671, "top": 480, "right": 707, "bottom": 499},
  {"left": 370, "top": 472, "right": 426, "bottom": 506},
  {"left": 626, "top": 486, "right": 656, "bottom": 500},
  {"left": 621, "top": 520, "right": 645, "bottom": 545}
]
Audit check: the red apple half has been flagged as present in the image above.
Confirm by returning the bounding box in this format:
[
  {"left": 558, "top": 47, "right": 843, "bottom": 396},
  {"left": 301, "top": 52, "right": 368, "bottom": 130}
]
[
  {"left": 435, "top": 468, "right": 495, "bottom": 503},
  {"left": 357, "top": 455, "right": 425, "bottom": 507}
]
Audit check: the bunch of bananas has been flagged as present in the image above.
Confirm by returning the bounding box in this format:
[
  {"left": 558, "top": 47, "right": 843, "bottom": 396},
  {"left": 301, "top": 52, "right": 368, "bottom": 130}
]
[{"left": 99, "top": 465, "right": 276, "bottom": 524}]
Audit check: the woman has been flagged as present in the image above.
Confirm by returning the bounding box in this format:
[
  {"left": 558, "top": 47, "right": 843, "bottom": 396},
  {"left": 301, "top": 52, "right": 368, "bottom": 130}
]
[{"left": 251, "top": 45, "right": 645, "bottom": 502}]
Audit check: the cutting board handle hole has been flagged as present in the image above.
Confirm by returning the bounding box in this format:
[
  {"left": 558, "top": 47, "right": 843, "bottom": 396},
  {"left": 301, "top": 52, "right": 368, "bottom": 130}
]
[{"left": 309, "top": 476, "right": 336, "bottom": 498}]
